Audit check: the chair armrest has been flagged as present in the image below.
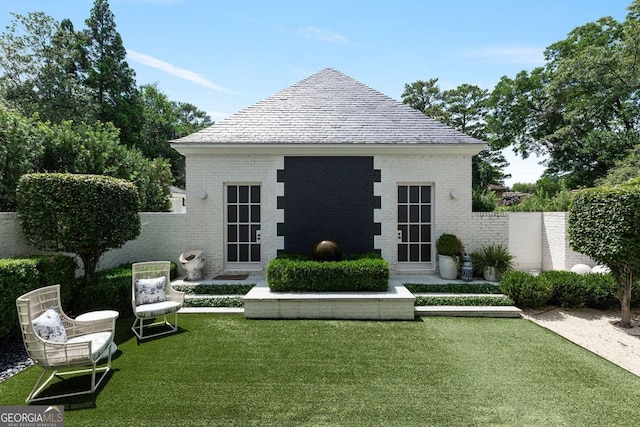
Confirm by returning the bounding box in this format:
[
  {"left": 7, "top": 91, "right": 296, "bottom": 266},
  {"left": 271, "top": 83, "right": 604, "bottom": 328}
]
[
  {"left": 167, "top": 286, "right": 185, "bottom": 304},
  {"left": 69, "top": 317, "right": 115, "bottom": 338}
]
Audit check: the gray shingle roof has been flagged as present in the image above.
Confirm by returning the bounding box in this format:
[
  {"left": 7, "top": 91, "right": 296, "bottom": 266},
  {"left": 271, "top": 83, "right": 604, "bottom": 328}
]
[{"left": 172, "top": 68, "right": 485, "bottom": 145}]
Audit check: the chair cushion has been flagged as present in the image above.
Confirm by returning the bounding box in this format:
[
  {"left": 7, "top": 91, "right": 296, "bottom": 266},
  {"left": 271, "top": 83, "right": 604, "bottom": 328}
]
[
  {"left": 135, "top": 301, "right": 181, "bottom": 318},
  {"left": 67, "top": 332, "right": 113, "bottom": 361},
  {"left": 135, "top": 276, "right": 167, "bottom": 306},
  {"left": 32, "top": 307, "right": 67, "bottom": 343}
]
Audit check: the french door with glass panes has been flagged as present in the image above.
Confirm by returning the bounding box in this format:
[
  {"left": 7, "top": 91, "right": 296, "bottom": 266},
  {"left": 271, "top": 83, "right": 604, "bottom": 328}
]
[
  {"left": 226, "top": 184, "right": 261, "bottom": 268},
  {"left": 397, "top": 185, "right": 433, "bottom": 267}
]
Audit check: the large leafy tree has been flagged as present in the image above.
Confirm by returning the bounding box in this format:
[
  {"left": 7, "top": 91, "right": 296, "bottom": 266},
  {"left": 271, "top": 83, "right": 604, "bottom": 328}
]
[
  {"left": 489, "top": 1, "right": 640, "bottom": 188},
  {"left": 402, "top": 79, "right": 508, "bottom": 190},
  {"left": 140, "top": 84, "right": 213, "bottom": 188},
  {"left": 140, "top": 83, "right": 213, "bottom": 188},
  {"left": 0, "top": 107, "right": 43, "bottom": 211},
  {"left": 82, "top": 0, "right": 142, "bottom": 149},
  {"left": 0, "top": 12, "right": 95, "bottom": 123}
]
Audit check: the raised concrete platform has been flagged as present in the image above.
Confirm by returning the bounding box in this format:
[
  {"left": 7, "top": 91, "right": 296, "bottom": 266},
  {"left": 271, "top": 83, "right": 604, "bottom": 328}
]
[
  {"left": 243, "top": 283, "right": 416, "bottom": 320},
  {"left": 415, "top": 305, "right": 522, "bottom": 318}
]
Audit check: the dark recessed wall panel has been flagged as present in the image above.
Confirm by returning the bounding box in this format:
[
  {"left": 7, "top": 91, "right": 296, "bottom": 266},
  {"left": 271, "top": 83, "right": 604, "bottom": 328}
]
[{"left": 278, "top": 156, "right": 380, "bottom": 257}]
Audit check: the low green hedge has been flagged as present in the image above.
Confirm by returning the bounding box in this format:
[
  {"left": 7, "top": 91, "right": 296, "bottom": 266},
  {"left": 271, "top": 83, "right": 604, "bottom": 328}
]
[
  {"left": 173, "top": 283, "right": 254, "bottom": 295},
  {"left": 414, "top": 295, "right": 514, "bottom": 306},
  {"left": 405, "top": 283, "right": 502, "bottom": 294},
  {"left": 266, "top": 256, "right": 390, "bottom": 292},
  {"left": 500, "top": 271, "right": 553, "bottom": 308},
  {"left": 0, "top": 255, "right": 77, "bottom": 343},
  {"left": 500, "top": 270, "right": 640, "bottom": 309},
  {"left": 69, "top": 263, "right": 178, "bottom": 318}
]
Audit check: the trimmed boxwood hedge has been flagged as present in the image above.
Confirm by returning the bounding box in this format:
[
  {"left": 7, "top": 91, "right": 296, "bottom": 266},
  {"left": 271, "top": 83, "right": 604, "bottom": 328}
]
[
  {"left": 266, "top": 255, "right": 390, "bottom": 292},
  {"left": 0, "top": 255, "right": 77, "bottom": 343}
]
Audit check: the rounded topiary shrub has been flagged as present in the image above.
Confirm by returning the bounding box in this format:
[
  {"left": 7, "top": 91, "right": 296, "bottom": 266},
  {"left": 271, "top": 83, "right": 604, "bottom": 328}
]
[{"left": 499, "top": 271, "right": 552, "bottom": 308}]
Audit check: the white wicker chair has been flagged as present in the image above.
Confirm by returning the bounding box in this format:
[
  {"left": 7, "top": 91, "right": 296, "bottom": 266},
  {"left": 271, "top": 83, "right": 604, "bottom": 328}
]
[
  {"left": 131, "top": 261, "right": 185, "bottom": 340},
  {"left": 16, "top": 285, "right": 116, "bottom": 403}
]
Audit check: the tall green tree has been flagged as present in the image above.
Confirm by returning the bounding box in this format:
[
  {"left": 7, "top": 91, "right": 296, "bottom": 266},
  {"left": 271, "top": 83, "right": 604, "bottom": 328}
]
[
  {"left": 402, "top": 79, "right": 508, "bottom": 190},
  {"left": 401, "top": 79, "right": 448, "bottom": 123},
  {"left": 82, "top": 0, "right": 142, "bottom": 148},
  {"left": 139, "top": 83, "right": 213, "bottom": 188},
  {"left": 489, "top": 1, "right": 640, "bottom": 188},
  {"left": 0, "top": 107, "right": 43, "bottom": 211},
  {"left": 0, "top": 13, "right": 95, "bottom": 124}
]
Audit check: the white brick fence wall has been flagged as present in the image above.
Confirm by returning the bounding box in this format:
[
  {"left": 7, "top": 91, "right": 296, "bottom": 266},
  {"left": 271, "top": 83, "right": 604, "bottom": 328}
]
[{"left": 0, "top": 211, "right": 593, "bottom": 276}]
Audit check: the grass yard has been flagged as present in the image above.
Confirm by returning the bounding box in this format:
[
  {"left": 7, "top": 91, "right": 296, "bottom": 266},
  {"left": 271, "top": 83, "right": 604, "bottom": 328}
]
[{"left": 1, "top": 314, "right": 640, "bottom": 426}]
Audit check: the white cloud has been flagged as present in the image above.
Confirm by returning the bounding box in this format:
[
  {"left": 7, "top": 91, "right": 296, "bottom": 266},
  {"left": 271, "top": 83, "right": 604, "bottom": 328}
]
[
  {"left": 299, "top": 26, "right": 348, "bottom": 44},
  {"left": 463, "top": 47, "right": 545, "bottom": 65},
  {"left": 127, "top": 49, "right": 232, "bottom": 93}
]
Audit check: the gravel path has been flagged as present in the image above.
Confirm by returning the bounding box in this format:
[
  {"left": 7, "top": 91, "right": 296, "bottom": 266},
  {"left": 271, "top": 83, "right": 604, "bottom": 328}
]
[{"left": 523, "top": 307, "right": 640, "bottom": 377}]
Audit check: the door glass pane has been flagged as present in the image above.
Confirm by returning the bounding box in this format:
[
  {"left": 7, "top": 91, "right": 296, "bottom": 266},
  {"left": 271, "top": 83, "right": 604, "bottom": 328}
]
[
  {"left": 228, "top": 205, "right": 237, "bottom": 222},
  {"left": 239, "top": 205, "right": 249, "bottom": 222},
  {"left": 227, "top": 244, "right": 237, "bottom": 262},
  {"left": 398, "top": 186, "right": 408, "bottom": 203},
  {"left": 409, "top": 205, "right": 419, "bottom": 222},
  {"left": 398, "top": 205, "right": 408, "bottom": 223},
  {"left": 239, "top": 186, "right": 249, "bottom": 203},
  {"left": 228, "top": 225, "right": 237, "bottom": 242},
  {"left": 398, "top": 244, "right": 408, "bottom": 262},
  {"left": 239, "top": 244, "right": 249, "bottom": 262},
  {"left": 251, "top": 186, "right": 260, "bottom": 203},
  {"left": 409, "top": 186, "right": 419, "bottom": 203},
  {"left": 251, "top": 205, "right": 260, "bottom": 222},
  {"left": 228, "top": 186, "right": 237, "bottom": 203}
]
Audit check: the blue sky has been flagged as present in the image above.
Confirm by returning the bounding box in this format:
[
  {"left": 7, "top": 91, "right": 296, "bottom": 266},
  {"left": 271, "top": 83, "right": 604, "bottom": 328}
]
[{"left": 0, "top": 0, "right": 632, "bottom": 185}]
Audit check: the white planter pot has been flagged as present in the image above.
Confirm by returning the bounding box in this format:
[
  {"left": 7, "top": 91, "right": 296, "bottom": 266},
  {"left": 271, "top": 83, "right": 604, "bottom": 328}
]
[
  {"left": 483, "top": 266, "right": 499, "bottom": 282},
  {"left": 438, "top": 255, "right": 458, "bottom": 280}
]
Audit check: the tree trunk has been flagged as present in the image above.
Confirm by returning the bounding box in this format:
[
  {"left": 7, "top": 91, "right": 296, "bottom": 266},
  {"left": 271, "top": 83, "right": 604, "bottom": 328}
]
[
  {"left": 80, "top": 252, "right": 100, "bottom": 287},
  {"left": 619, "top": 269, "right": 634, "bottom": 328}
]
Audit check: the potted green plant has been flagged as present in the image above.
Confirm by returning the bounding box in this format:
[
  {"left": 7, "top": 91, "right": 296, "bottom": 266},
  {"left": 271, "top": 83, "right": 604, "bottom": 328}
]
[
  {"left": 470, "top": 243, "right": 515, "bottom": 282},
  {"left": 436, "top": 233, "right": 464, "bottom": 280}
]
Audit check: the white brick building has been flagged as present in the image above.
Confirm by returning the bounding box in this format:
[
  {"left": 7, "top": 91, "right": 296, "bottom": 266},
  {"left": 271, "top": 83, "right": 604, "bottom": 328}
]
[{"left": 171, "top": 68, "right": 486, "bottom": 277}]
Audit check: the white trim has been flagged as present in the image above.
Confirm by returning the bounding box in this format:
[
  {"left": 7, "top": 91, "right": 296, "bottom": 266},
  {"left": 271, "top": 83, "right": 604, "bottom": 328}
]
[{"left": 172, "top": 143, "right": 486, "bottom": 157}]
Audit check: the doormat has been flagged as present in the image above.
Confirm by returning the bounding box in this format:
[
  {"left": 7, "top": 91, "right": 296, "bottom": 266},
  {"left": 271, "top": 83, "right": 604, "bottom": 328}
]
[{"left": 212, "top": 274, "right": 249, "bottom": 280}]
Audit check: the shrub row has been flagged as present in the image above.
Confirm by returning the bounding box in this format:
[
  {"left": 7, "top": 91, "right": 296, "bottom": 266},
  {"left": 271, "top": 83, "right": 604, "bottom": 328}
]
[
  {"left": 499, "top": 270, "right": 640, "bottom": 309},
  {"left": 414, "top": 295, "right": 514, "bottom": 306},
  {"left": 266, "top": 256, "right": 389, "bottom": 292},
  {"left": 0, "top": 255, "right": 77, "bottom": 343},
  {"left": 172, "top": 283, "right": 255, "bottom": 295},
  {"left": 182, "top": 296, "right": 245, "bottom": 308},
  {"left": 69, "top": 263, "right": 177, "bottom": 319},
  {"left": 404, "top": 283, "right": 502, "bottom": 294}
]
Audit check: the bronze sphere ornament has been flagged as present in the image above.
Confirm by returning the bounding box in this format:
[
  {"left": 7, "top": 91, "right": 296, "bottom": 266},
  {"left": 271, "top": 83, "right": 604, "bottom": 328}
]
[{"left": 312, "top": 240, "right": 342, "bottom": 262}]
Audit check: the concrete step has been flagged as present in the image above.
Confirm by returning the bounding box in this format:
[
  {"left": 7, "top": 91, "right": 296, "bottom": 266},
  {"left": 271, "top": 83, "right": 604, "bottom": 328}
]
[{"left": 415, "top": 305, "right": 522, "bottom": 318}]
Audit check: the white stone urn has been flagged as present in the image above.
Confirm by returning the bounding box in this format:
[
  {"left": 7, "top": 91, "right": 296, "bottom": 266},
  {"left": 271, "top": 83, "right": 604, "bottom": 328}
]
[{"left": 179, "top": 250, "right": 205, "bottom": 281}]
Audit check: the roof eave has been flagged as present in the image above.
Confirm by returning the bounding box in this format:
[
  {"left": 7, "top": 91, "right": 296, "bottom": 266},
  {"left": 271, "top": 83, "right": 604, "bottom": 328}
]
[{"left": 170, "top": 142, "right": 486, "bottom": 157}]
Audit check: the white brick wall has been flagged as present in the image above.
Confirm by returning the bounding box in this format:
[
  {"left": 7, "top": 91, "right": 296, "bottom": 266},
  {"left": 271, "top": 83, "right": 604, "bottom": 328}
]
[
  {"left": 184, "top": 154, "right": 284, "bottom": 277},
  {"left": 542, "top": 212, "right": 594, "bottom": 271},
  {"left": 375, "top": 155, "right": 472, "bottom": 273},
  {"left": 0, "top": 157, "right": 596, "bottom": 277}
]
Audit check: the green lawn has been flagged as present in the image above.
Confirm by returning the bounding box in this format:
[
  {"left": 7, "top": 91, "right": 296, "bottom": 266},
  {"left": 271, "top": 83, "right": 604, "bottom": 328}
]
[{"left": 2, "top": 315, "right": 639, "bottom": 426}]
